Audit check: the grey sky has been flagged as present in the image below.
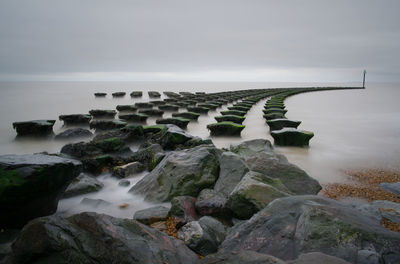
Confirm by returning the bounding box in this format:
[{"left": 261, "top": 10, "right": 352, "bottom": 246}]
[{"left": 0, "top": 0, "right": 399, "bottom": 82}]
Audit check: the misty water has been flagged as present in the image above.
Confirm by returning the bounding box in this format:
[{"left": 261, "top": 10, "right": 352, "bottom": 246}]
[{"left": 1, "top": 81, "right": 399, "bottom": 218}]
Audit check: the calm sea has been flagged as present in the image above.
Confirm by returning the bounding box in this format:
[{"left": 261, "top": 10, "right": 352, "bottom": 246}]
[{"left": 1, "top": 81, "right": 399, "bottom": 217}]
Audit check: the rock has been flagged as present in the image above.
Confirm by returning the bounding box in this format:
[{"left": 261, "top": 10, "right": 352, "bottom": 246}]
[
  {"left": 231, "top": 139, "right": 321, "bottom": 196},
  {"left": 288, "top": 252, "right": 351, "bottom": 264},
  {"left": 12, "top": 120, "right": 55, "bottom": 136},
  {"left": 130, "top": 143, "right": 164, "bottom": 170},
  {"left": 172, "top": 112, "right": 201, "bottom": 120},
  {"left": 118, "top": 179, "right": 130, "bottom": 187},
  {"left": 112, "top": 161, "right": 146, "bottom": 178},
  {"left": 143, "top": 124, "right": 167, "bottom": 134},
  {"left": 214, "top": 152, "right": 249, "bottom": 197},
  {"left": 198, "top": 103, "right": 219, "bottom": 110},
  {"left": 94, "top": 92, "right": 107, "bottom": 97},
  {"left": 270, "top": 128, "right": 314, "bottom": 146},
  {"left": 119, "top": 113, "right": 149, "bottom": 122},
  {"left": 135, "top": 102, "right": 154, "bottom": 108},
  {"left": 149, "top": 100, "right": 166, "bottom": 106},
  {"left": 80, "top": 198, "right": 111, "bottom": 208},
  {"left": 169, "top": 196, "right": 199, "bottom": 222},
  {"left": 220, "top": 110, "right": 246, "bottom": 116},
  {"left": 112, "top": 92, "right": 126, "bottom": 97},
  {"left": 184, "top": 137, "right": 214, "bottom": 149},
  {"left": 63, "top": 173, "right": 103, "bottom": 198},
  {"left": 266, "top": 118, "right": 301, "bottom": 131},
  {"left": 89, "top": 120, "right": 127, "bottom": 131},
  {"left": 177, "top": 216, "right": 227, "bottom": 256},
  {"left": 156, "top": 117, "right": 190, "bottom": 129},
  {"left": 158, "top": 104, "right": 180, "bottom": 111},
  {"left": 88, "top": 109, "right": 117, "bottom": 118},
  {"left": 148, "top": 91, "right": 161, "bottom": 98},
  {"left": 370, "top": 200, "right": 400, "bottom": 223},
  {"left": 10, "top": 212, "right": 198, "bottom": 264},
  {"left": 133, "top": 206, "right": 170, "bottom": 225},
  {"left": 153, "top": 124, "right": 194, "bottom": 149},
  {"left": 214, "top": 115, "right": 245, "bottom": 124},
  {"left": 195, "top": 189, "right": 229, "bottom": 217},
  {"left": 164, "top": 91, "right": 181, "bottom": 98},
  {"left": 130, "top": 91, "right": 143, "bottom": 97},
  {"left": 139, "top": 109, "right": 164, "bottom": 116},
  {"left": 116, "top": 104, "right": 137, "bottom": 111},
  {"left": 187, "top": 106, "right": 210, "bottom": 113},
  {"left": 227, "top": 171, "right": 290, "bottom": 219},
  {"left": 200, "top": 250, "right": 286, "bottom": 264},
  {"left": 227, "top": 105, "right": 251, "bottom": 112},
  {"left": 263, "top": 113, "right": 286, "bottom": 120},
  {"left": 262, "top": 108, "right": 288, "bottom": 115},
  {"left": 0, "top": 154, "right": 82, "bottom": 228},
  {"left": 59, "top": 114, "right": 92, "bottom": 125},
  {"left": 129, "top": 145, "right": 220, "bottom": 202},
  {"left": 356, "top": 250, "right": 380, "bottom": 264},
  {"left": 220, "top": 195, "right": 400, "bottom": 263},
  {"left": 92, "top": 124, "right": 144, "bottom": 142},
  {"left": 207, "top": 122, "right": 245, "bottom": 136},
  {"left": 379, "top": 182, "right": 400, "bottom": 195},
  {"left": 54, "top": 128, "right": 93, "bottom": 140}
]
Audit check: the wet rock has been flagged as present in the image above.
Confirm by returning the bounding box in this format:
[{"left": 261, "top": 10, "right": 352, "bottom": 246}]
[
  {"left": 118, "top": 179, "right": 130, "bottom": 187},
  {"left": 59, "top": 114, "right": 92, "bottom": 125},
  {"left": 130, "top": 91, "right": 143, "bottom": 97},
  {"left": 116, "top": 104, "right": 137, "bottom": 112},
  {"left": 164, "top": 91, "right": 181, "bottom": 98},
  {"left": 169, "top": 196, "right": 199, "bottom": 222},
  {"left": 94, "top": 92, "right": 107, "bottom": 97},
  {"left": 112, "top": 92, "right": 126, "bottom": 97},
  {"left": 148, "top": 91, "right": 161, "bottom": 98},
  {"left": 177, "top": 216, "right": 227, "bottom": 256},
  {"left": 156, "top": 117, "right": 190, "bottom": 129},
  {"left": 150, "top": 124, "right": 194, "bottom": 150},
  {"left": 135, "top": 102, "right": 154, "bottom": 108},
  {"left": 89, "top": 109, "right": 117, "bottom": 118},
  {"left": 54, "top": 128, "right": 93, "bottom": 140},
  {"left": 263, "top": 112, "right": 286, "bottom": 120},
  {"left": 149, "top": 100, "right": 166, "bottom": 106},
  {"left": 10, "top": 212, "right": 198, "bottom": 264},
  {"left": 133, "top": 206, "right": 170, "bottom": 225},
  {"left": 266, "top": 118, "right": 301, "bottom": 131},
  {"left": 231, "top": 139, "right": 321, "bottom": 196},
  {"left": 214, "top": 114, "right": 245, "bottom": 124},
  {"left": 80, "top": 198, "right": 111, "bottom": 208},
  {"left": 112, "top": 161, "right": 146, "bottom": 178},
  {"left": 172, "top": 112, "right": 201, "bottom": 120},
  {"left": 200, "top": 250, "right": 286, "bottom": 264},
  {"left": 158, "top": 104, "right": 180, "bottom": 111},
  {"left": 220, "top": 110, "right": 246, "bottom": 116},
  {"left": 129, "top": 145, "right": 220, "bottom": 202},
  {"left": 0, "top": 154, "right": 82, "bottom": 228},
  {"left": 198, "top": 103, "right": 219, "bottom": 110},
  {"left": 12, "top": 120, "right": 55, "bottom": 136},
  {"left": 227, "top": 105, "right": 251, "bottom": 112},
  {"left": 195, "top": 189, "right": 229, "bottom": 217},
  {"left": 379, "top": 182, "right": 400, "bottom": 195},
  {"left": 270, "top": 128, "right": 314, "bottom": 146},
  {"left": 262, "top": 108, "right": 288, "bottom": 115},
  {"left": 214, "top": 152, "right": 249, "bottom": 197},
  {"left": 119, "top": 113, "right": 149, "bottom": 122},
  {"left": 220, "top": 195, "right": 400, "bottom": 263},
  {"left": 370, "top": 200, "right": 400, "bottom": 223},
  {"left": 63, "top": 173, "right": 103, "bottom": 198},
  {"left": 184, "top": 137, "right": 214, "bottom": 149},
  {"left": 187, "top": 106, "right": 210, "bottom": 113},
  {"left": 207, "top": 122, "right": 245, "bottom": 136},
  {"left": 89, "top": 120, "right": 127, "bottom": 131},
  {"left": 139, "top": 109, "right": 164, "bottom": 116},
  {"left": 227, "top": 171, "right": 290, "bottom": 219},
  {"left": 130, "top": 143, "right": 164, "bottom": 170},
  {"left": 288, "top": 252, "right": 351, "bottom": 264},
  {"left": 92, "top": 124, "right": 144, "bottom": 142}
]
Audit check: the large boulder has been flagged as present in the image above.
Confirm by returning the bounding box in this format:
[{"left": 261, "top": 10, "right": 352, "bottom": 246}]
[
  {"left": 133, "top": 206, "right": 170, "bottom": 225},
  {"left": 129, "top": 145, "right": 220, "bottom": 202},
  {"left": 214, "top": 152, "right": 249, "bottom": 197},
  {"left": 177, "top": 216, "right": 227, "bottom": 256},
  {"left": 63, "top": 173, "right": 103, "bottom": 198},
  {"left": 8, "top": 212, "right": 199, "bottom": 264},
  {"left": 231, "top": 139, "right": 321, "bottom": 196},
  {"left": 220, "top": 195, "right": 400, "bottom": 263},
  {"left": 54, "top": 128, "right": 93, "bottom": 140},
  {"left": 112, "top": 161, "right": 146, "bottom": 178},
  {"left": 59, "top": 114, "right": 92, "bottom": 126},
  {"left": 0, "top": 154, "right": 82, "bottom": 228},
  {"left": 195, "top": 189, "right": 229, "bottom": 217},
  {"left": 200, "top": 250, "right": 286, "bottom": 264},
  {"left": 169, "top": 196, "right": 199, "bottom": 222},
  {"left": 12, "top": 120, "right": 55, "bottom": 136},
  {"left": 270, "top": 128, "right": 314, "bottom": 147}
]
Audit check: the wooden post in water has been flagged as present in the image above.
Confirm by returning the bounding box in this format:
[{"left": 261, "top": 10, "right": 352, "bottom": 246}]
[{"left": 362, "top": 69, "right": 367, "bottom": 88}]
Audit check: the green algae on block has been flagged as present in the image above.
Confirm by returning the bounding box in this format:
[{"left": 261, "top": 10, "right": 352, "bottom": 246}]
[{"left": 207, "top": 121, "right": 245, "bottom": 136}]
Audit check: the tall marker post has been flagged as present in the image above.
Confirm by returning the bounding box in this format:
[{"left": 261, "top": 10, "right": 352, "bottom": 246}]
[{"left": 362, "top": 69, "right": 366, "bottom": 88}]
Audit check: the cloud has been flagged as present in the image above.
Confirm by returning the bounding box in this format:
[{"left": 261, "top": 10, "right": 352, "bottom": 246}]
[{"left": 0, "top": 0, "right": 399, "bottom": 81}]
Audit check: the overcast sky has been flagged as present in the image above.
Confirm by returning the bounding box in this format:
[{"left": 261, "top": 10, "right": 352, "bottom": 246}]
[{"left": 0, "top": 0, "right": 399, "bottom": 82}]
